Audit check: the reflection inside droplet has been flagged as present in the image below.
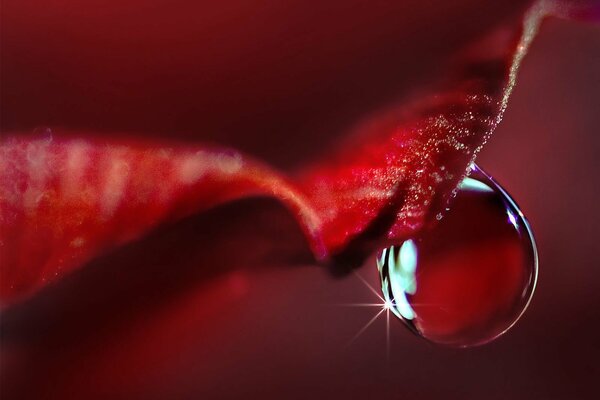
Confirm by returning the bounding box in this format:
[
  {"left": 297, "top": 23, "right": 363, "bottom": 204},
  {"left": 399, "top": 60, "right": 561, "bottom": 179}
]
[{"left": 378, "top": 164, "right": 538, "bottom": 347}]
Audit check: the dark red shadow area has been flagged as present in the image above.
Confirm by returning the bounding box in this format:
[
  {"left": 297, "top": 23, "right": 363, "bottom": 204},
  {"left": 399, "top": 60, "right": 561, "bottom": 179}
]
[
  {"left": 1, "top": 198, "right": 314, "bottom": 398},
  {"left": 1, "top": 0, "right": 528, "bottom": 168}
]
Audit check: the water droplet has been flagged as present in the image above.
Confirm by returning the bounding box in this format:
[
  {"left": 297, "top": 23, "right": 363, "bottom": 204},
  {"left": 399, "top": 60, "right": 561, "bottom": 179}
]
[{"left": 377, "top": 164, "right": 537, "bottom": 347}]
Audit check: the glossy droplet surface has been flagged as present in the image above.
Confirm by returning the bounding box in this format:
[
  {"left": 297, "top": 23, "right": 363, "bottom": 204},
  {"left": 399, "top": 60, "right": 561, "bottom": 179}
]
[{"left": 378, "top": 165, "right": 537, "bottom": 347}]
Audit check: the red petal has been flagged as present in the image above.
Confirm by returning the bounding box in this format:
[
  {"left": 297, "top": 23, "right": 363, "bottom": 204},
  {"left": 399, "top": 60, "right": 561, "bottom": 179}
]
[
  {"left": 0, "top": 2, "right": 571, "bottom": 304},
  {"left": 0, "top": 134, "right": 324, "bottom": 302}
]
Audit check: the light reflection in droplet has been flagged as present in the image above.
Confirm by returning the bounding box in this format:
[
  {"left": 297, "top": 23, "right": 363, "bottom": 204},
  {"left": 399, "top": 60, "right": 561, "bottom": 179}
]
[{"left": 378, "top": 164, "right": 538, "bottom": 347}]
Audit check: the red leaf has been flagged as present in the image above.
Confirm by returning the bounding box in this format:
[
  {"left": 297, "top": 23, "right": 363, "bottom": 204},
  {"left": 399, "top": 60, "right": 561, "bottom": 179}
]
[
  {"left": 0, "top": 135, "right": 324, "bottom": 302},
  {"left": 0, "top": 1, "right": 574, "bottom": 305}
]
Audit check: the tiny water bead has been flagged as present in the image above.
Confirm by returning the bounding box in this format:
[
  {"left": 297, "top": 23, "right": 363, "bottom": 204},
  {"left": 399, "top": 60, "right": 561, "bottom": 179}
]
[{"left": 377, "top": 165, "right": 538, "bottom": 347}]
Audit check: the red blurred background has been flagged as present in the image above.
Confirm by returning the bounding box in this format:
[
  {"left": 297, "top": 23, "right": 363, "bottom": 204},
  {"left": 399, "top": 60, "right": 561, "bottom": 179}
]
[{"left": 1, "top": 1, "right": 599, "bottom": 399}]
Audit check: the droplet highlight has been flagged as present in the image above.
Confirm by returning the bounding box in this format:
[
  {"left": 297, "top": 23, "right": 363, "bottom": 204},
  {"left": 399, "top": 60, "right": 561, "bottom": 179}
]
[{"left": 378, "top": 164, "right": 538, "bottom": 347}]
